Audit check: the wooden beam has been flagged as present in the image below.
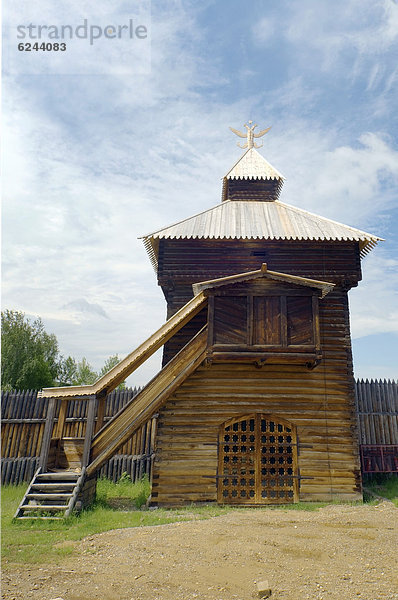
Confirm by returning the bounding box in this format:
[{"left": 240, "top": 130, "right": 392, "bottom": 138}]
[
  {"left": 82, "top": 396, "right": 98, "bottom": 468},
  {"left": 39, "top": 292, "right": 207, "bottom": 399},
  {"left": 207, "top": 296, "right": 215, "bottom": 347},
  {"left": 54, "top": 400, "right": 68, "bottom": 439},
  {"left": 95, "top": 397, "right": 106, "bottom": 434},
  {"left": 313, "top": 295, "right": 321, "bottom": 350},
  {"left": 39, "top": 398, "right": 56, "bottom": 470},
  {"left": 87, "top": 328, "right": 208, "bottom": 476},
  {"left": 247, "top": 295, "right": 254, "bottom": 345},
  {"left": 280, "top": 296, "right": 287, "bottom": 347},
  {"left": 210, "top": 351, "right": 322, "bottom": 364}
]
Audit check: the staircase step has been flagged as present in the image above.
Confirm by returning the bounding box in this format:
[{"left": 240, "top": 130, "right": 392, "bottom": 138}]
[
  {"left": 15, "top": 468, "right": 86, "bottom": 520},
  {"left": 36, "top": 472, "right": 79, "bottom": 481},
  {"left": 31, "top": 483, "right": 76, "bottom": 490},
  {"left": 21, "top": 504, "right": 69, "bottom": 510},
  {"left": 17, "top": 516, "right": 63, "bottom": 520},
  {"left": 27, "top": 493, "right": 72, "bottom": 500}
]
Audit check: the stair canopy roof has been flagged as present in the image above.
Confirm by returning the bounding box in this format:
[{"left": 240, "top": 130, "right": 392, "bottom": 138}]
[
  {"left": 38, "top": 292, "right": 207, "bottom": 399},
  {"left": 192, "top": 263, "right": 335, "bottom": 299}
]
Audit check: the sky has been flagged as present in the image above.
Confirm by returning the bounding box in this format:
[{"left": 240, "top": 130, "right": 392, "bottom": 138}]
[{"left": 2, "top": 0, "right": 398, "bottom": 386}]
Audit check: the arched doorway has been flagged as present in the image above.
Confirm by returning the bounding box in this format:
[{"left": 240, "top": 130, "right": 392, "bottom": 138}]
[{"left": 217, "top": 414, "right": 299, "bottom": 504}]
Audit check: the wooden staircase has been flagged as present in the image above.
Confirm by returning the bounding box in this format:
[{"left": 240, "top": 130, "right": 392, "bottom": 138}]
[
  {"left": 15, "top": 297, "right": 210, "bottom": 517},
  {"left": 14, "top": 467, "right": 86, "bottom": 520},
  {"left": 87, "top": 326, "right": 208, "bottom": 475}
]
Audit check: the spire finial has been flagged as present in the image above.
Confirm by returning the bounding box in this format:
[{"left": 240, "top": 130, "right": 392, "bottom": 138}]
[{"left": 229, "top": 121, "right": 272, "bottom": 149}]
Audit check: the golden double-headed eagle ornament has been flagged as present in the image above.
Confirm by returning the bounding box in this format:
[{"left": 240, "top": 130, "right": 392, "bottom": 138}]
[{"left": 229, "top": 120, "right": 271, "bottom": 149}]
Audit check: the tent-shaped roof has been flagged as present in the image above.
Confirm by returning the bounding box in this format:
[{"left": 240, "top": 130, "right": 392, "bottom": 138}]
[
  {"left": 221, "top": 147, "right": 284, "bottom": 202},
  {"left": 141, "top": 199, "right": 383, "bottom": 269},
  {"left": 224, "top": 147, "right": 284, "bottom": 181}
]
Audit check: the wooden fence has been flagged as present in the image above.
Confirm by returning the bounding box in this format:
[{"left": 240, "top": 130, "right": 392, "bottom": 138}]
[
  {"left": 2, "top": 380, "right": 397, "bottom": 484},
  {"left": 1, "top": 387, "right": 157, "bottom": 485},
  {"left": 355, "top": 379, "right": 398, "bottom": 473}
]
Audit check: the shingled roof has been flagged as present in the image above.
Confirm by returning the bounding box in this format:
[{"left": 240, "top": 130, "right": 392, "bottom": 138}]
[
  {"left": 141, "top": 141, "right": 383, "bottom": 269},
  {"left": 141, "top": 199, "right": 382, "bottom": 269},
  {"left": 221, "top": 147, "right": 284, "bottom": 202},
  {"left": 224, "top": 147, "right": 284, "bottom": 181}
]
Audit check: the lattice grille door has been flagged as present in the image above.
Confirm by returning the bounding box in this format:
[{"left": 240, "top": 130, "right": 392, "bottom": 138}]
[{"left": 218, "top": 414, "right": 299, "bottom": 504}]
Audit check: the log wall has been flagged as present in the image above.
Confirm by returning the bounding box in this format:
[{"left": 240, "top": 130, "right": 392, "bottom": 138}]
[
  {"left": 152, "top": 289, "right": 363, "bottom": 505},
  {"left": 159, "top": 239, "right": 361, "bottom": 366},
  {"left": 158, "top": 239, "right": 362, "bottom": 288}
]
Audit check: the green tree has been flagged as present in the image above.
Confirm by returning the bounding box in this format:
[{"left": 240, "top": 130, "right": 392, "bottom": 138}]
[
  {"left": 73, "top": 357, "right": 98, "bottom": 385},
  {"left": 1, "top": 310, "right": 59, "bottom": 390},
  {"left": 58, "top": 355, "right": 126, "bottom": 387},
  {"left": 98, "top": 354, "right": 126, "bottom": 390},
  {"left": 57, "top": 356, "right": 78, "bottom": 386}
]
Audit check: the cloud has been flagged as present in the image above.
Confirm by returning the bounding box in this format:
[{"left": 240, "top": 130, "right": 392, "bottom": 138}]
[
  {"left": 3, "top": 0, "right": 151, "bottom": 76},
  {"left": 251, "top": 17, "right": 275, "bottom": 46},
  {"left": 350, "top": 250, "right": 398, "bottom": 338},
  {"left": 62, "top": 299, "right": 110, "bottom": 319},
  {"left": 2, "top": 0, "right": 397, "bottom": 383},
  {"left": 251, "top": 0, "right": 398, "bottom": 96}
]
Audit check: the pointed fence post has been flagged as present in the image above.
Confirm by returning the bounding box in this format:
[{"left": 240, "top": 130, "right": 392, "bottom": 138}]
[{"left": 54, "top": 399, "right": 68, "bottom": 439}]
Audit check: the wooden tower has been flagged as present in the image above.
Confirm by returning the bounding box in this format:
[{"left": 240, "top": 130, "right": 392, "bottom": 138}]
[
  {"left": 19, "top": 122, "right": 382, "bottom": 518},
  {"left": 141, "top": 123, "right": 382, "bottom": 505}
]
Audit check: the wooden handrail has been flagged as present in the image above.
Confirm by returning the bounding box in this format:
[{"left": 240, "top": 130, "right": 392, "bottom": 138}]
[
  {"left": 87, "top": 327, "right": 208, "bottom": 475},
  {"left": 39, "top": 293, "right": 207, "bottom": 399}
]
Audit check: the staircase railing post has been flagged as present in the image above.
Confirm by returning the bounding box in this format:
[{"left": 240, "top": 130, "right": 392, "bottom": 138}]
[
  {"left": 82, "top": 395, "right": 98, "bottom": 468},
  {"left": 95, "top": 394, "right": 106, "bottom": 434},
  {"left": 39, "top": 397, "right": 56, "bottom": 470}
]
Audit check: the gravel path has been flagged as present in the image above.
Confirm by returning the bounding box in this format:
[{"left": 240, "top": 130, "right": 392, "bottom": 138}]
[{"left": 2, "top": 501, "right": 397, "bottom": 600}]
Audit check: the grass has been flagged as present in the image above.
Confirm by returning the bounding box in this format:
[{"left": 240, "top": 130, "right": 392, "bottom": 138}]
[
  {"left": 363, "top": 474, "right": 398, "bottom": 506},
  {"left": 1, "top": 477, "right": 230, "bottom": 566},
  {"left": 3, "top": 475, "right": 397, "bottom": 567},
  {"left": 96, "top": 473, "right": 152, "bottom": 509}
]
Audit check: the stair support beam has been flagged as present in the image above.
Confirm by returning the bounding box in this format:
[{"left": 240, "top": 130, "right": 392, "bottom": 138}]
[
  {"left": 87, "top": 327, "right": 208, "bottom": 476},
  {"left": 95, "top": 396, "right": 106, "bottom": 434},
  {"left": 82, "top": 397, "right": 97, "bottom": 468},
  {"left": 39, "top": 398, "right": 56, "bottom": 471},
  {"left": 65, "top": 467, "right": 86, "bottom": 517}
]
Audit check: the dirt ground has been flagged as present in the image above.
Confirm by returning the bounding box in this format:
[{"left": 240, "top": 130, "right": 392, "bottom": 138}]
[{"left": 2, "top": 501, "right": 397, "bottom": 600}]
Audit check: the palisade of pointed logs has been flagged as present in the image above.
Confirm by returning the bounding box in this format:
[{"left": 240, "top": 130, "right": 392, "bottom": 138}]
[{"left": 1, "top": 388, "right": 156, "bottom": 485}]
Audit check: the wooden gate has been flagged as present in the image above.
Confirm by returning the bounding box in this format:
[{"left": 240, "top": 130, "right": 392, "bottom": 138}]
[{"left": 217, "top": 414, "right": 299, "bottom": 504}]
